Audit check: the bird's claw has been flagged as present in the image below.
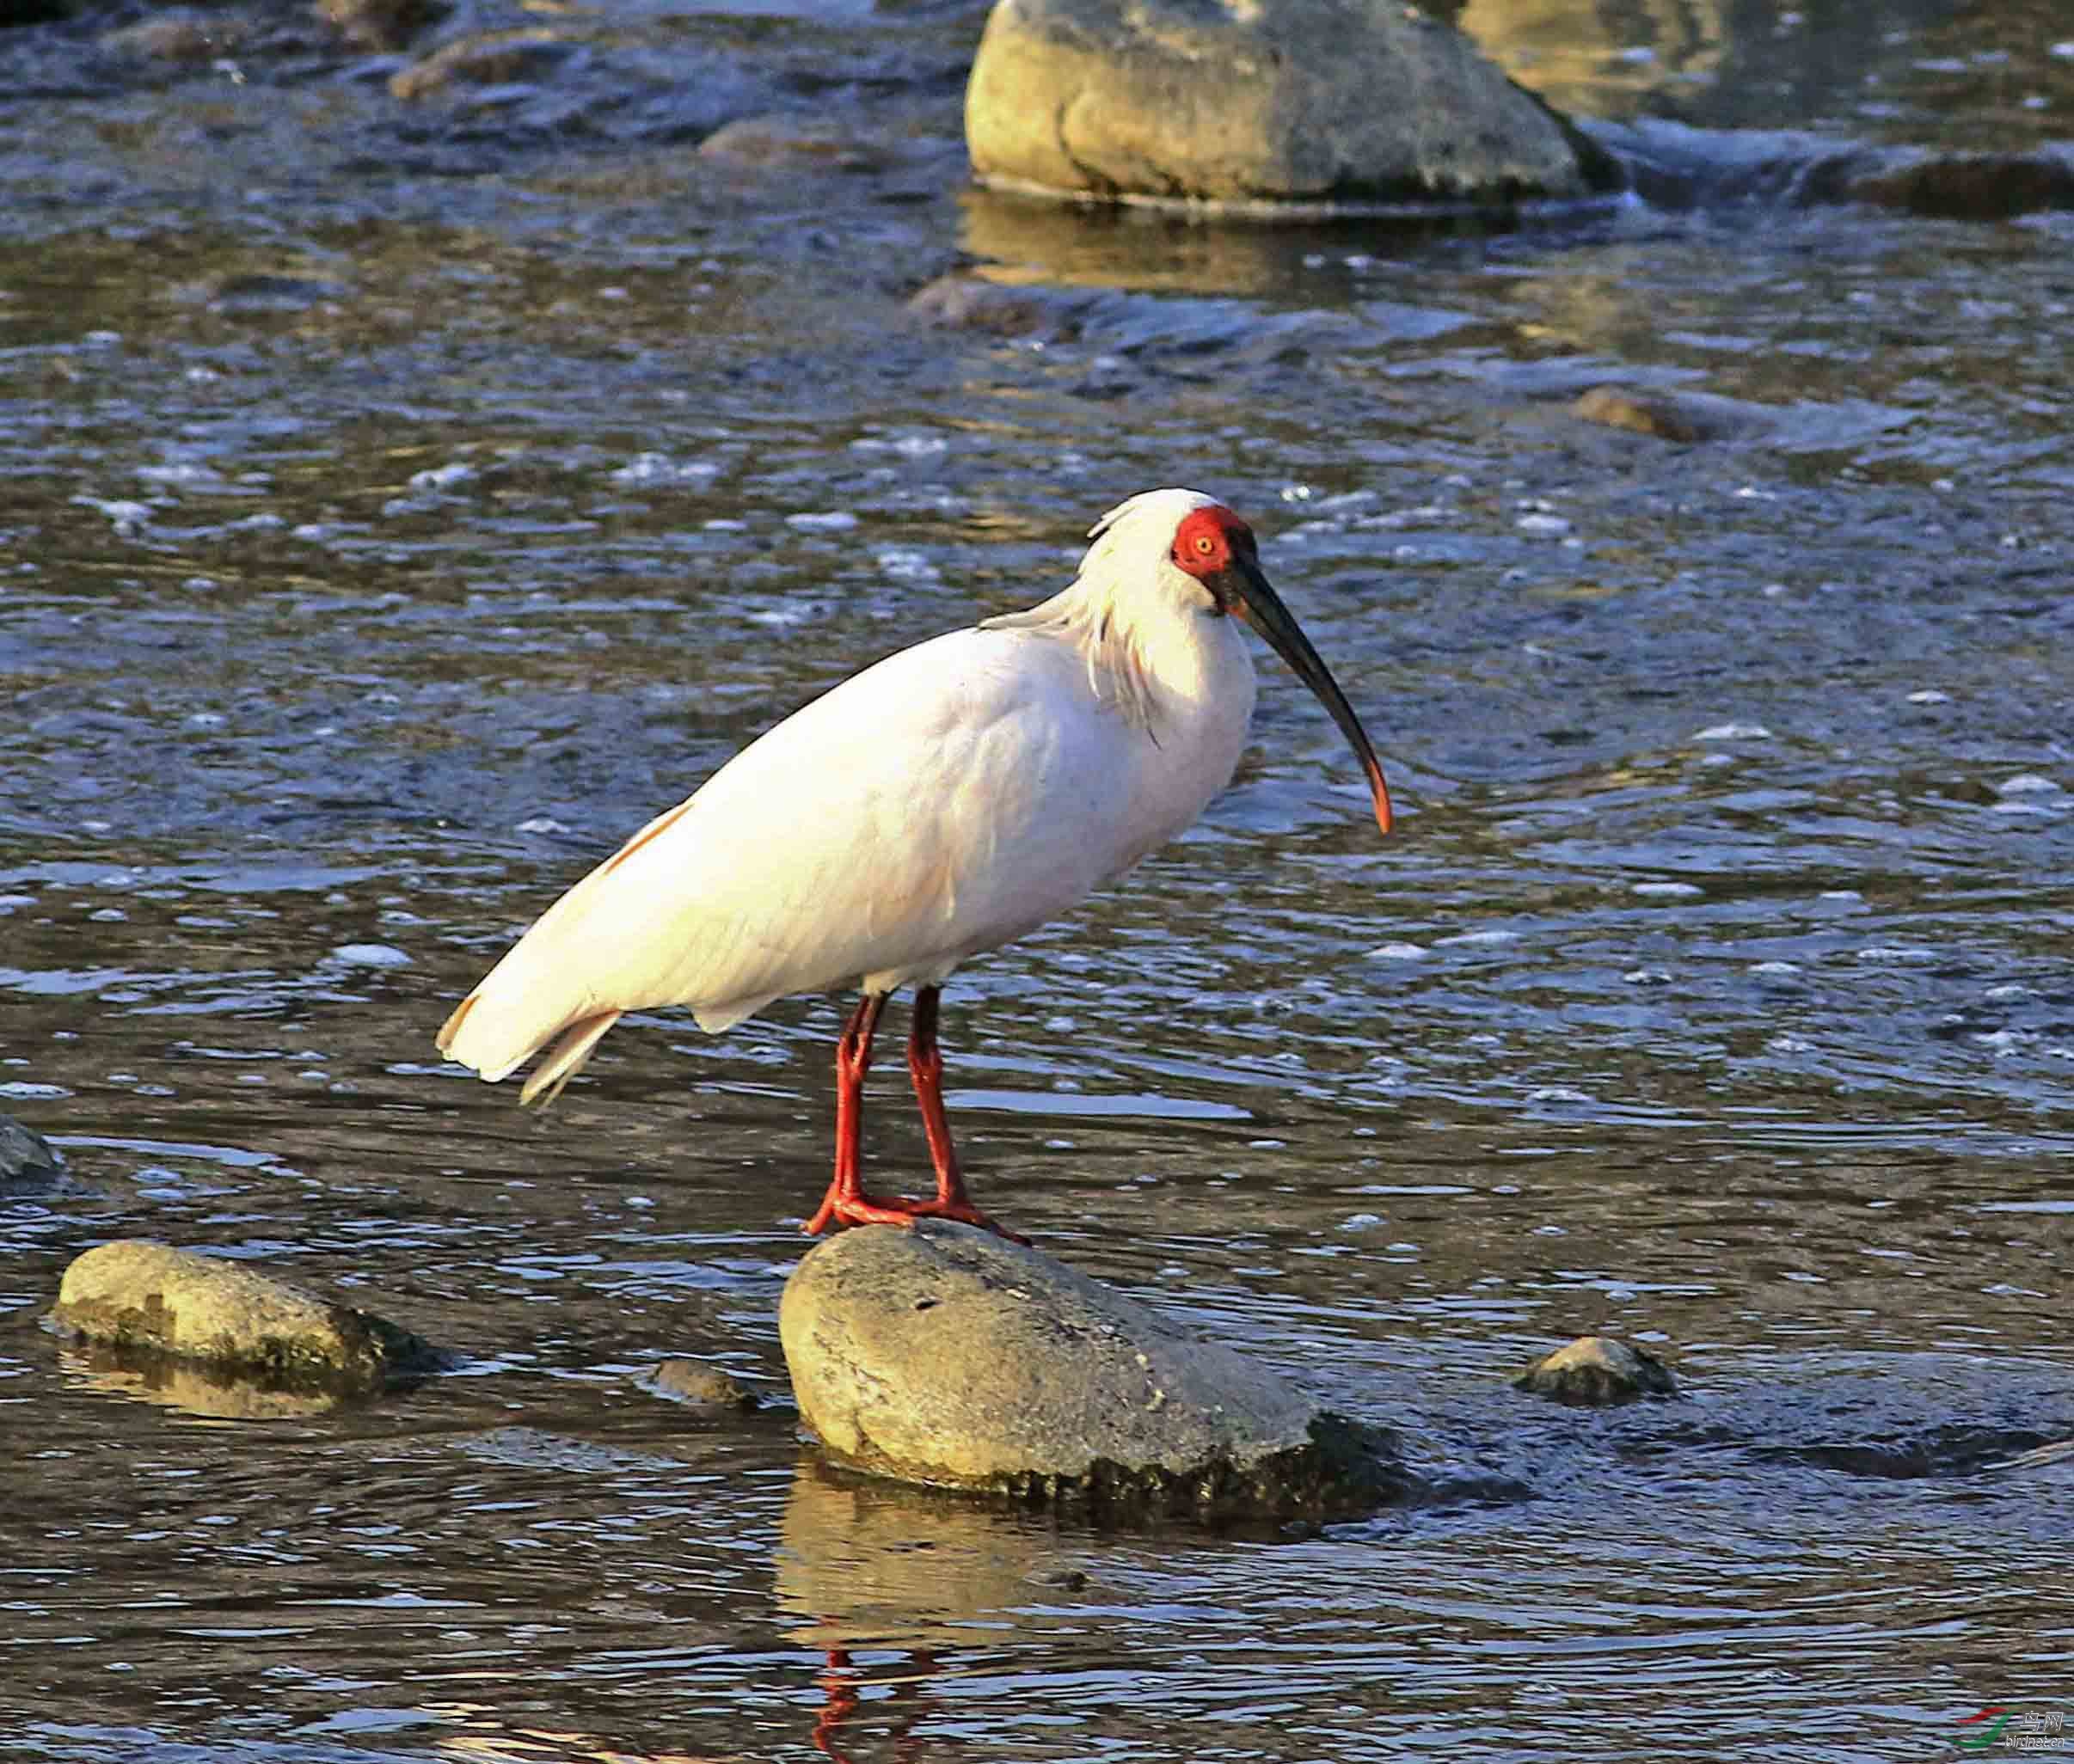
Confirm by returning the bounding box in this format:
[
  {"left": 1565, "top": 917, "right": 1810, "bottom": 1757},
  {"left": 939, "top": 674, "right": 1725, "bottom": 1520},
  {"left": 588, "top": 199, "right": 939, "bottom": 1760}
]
[{"left": 802, "top": 1191, "right": 1029, "bottom": 1245}]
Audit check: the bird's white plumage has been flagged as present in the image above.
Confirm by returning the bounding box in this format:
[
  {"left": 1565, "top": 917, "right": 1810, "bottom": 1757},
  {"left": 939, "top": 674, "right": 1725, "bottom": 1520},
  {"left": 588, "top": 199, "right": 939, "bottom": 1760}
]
[{"left": 438, "top": 489, "right": 1261, "bottom": 1099}]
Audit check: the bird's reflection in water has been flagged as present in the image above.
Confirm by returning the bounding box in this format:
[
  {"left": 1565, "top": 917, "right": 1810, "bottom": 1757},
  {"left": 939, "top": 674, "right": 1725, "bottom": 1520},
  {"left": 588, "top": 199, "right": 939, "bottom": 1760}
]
[
  {"left": 811, "top": 1646, "right": 941, "bottom": 1764},
  {"left": 776, "top": 1455, "right": 1095, "bottom": 1762}
]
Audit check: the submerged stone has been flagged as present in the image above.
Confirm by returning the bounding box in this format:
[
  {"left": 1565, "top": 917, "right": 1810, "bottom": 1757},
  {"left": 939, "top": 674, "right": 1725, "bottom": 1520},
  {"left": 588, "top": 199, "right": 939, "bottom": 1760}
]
[
  {"left": 0, "top": 1112, "right": 63, "bottom": 1191},
  {"left": 1571, "top": 384, "right": 1773, "bottom": 444},
  {"left": 964, "top": 0, "right": 1620, "bottom": 212},
  {"left": 1514, "top": 1335, "right": 1676, "bottom": 1406},
  {"left": 1839, "top": 150, "right": 2074, "bottom": 222},
  {"left": 780, "top": 1222, "right": 1406, "bottom": 1520},
  {"left": 697, "top": 114, "right": 887, "bottom": 175},
  {"left": 51, "top": 1240, "right": 439, "bottom": 1394},
  {"left": 319, "top": 0, "right": 442, "bottom": 52},
  {"left": 388, "top": 30, "right": 580, "bottom": 101},
  {"left": 651, "top": 1358, "right": 761, "bottom": 1410},
  {"left": 907, "top": 273, "right": 1105, "bottom": 340}
]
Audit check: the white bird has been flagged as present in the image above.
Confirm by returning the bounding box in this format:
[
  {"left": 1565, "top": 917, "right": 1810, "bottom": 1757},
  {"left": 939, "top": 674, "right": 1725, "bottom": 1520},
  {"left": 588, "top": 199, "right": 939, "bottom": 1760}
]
[{"left": 437, "top": 488, "right": 1392, "bottom": 1238}]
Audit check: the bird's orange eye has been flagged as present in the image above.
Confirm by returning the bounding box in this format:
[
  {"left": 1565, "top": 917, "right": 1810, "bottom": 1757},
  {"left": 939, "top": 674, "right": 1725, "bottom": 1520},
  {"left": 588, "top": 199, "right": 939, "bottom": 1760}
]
[{"left": 1194, "top": 534, "right": 1215, "bottom": 554}]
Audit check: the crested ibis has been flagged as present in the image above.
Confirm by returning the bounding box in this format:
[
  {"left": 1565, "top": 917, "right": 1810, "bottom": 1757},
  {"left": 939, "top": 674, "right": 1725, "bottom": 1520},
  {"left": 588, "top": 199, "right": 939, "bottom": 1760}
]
[{"left": 437, "top": 488, "right": 1392, "bottom": 1237}]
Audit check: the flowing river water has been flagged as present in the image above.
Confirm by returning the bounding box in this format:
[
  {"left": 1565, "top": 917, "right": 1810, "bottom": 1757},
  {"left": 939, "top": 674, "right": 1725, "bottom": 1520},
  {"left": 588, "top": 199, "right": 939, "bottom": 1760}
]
[{"left": 1, "top": 0, "right": 2070, "bottom": 1757}]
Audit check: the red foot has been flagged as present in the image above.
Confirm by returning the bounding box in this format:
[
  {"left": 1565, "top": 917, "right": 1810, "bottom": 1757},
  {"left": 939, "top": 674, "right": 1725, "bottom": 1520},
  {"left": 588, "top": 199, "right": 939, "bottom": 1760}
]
[{"left": 801, "top": 1189, "right": 1028, "bottom": 1245}]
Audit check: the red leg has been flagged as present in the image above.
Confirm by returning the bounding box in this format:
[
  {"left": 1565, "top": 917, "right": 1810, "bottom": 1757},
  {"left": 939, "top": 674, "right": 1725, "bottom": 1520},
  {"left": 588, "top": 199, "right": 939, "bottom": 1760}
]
[
  {"left": 902, "top": 986, "right": 1027, "bottom": 1243},
  {"left": 800, "top": 989, "right": 1028, "bottom": 1240},
  {"left": 802, "top": 993, "right": 887, "bottom": 1235}
]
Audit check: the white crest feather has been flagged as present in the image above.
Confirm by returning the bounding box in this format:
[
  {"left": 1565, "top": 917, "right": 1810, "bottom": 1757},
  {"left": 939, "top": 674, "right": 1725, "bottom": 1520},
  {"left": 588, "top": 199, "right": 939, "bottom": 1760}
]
[{"left": 983, "top": 488, "right": 1224, "bottom": 732}]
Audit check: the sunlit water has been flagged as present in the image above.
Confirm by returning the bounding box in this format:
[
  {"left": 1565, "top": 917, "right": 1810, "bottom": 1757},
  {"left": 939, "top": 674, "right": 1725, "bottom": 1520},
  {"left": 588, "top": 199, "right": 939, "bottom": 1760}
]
[{"left": 2, "top": 0, "right": 2071, "bottom": 1757}]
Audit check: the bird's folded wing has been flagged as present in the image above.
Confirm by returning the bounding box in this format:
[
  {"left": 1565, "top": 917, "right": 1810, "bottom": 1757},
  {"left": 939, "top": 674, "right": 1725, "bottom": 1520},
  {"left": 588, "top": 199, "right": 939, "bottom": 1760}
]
[{"left": 439, "top": 625, "right": 1144, "bottom": 1081}]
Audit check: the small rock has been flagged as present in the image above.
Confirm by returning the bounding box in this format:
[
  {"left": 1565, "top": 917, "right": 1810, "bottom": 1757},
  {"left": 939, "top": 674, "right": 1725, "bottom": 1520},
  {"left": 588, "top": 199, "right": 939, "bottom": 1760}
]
[
  {"left": 0, "top": 1112, "right": 63, "bottom": 1190},
  {"left": 1571, "top": 384, "right": 1771, "bottom": 444},
  {"left": 781, "top": 1223, "right": 1406, "bottom": 1519},
  {"left": 964, "top": 0, "right": 1622, "bottom": 211},
  {"left": 696, "top": 114, "right": 886, "bottom": 174},
  {"left": 906, "top": 273, "right": 1095, "bottom": 338},
  {"left": 651, "top": 1358, "right": 760, "bottom": 1410},
  {"left": 389, "top": 30, "right": 576, "bottom": 101},
  {"left": 1514, "top": 1335, "right": 1676, "bottom": 1406},
  {"left": 51, "top": 1240, "right": 439, "bottom": 1393}
]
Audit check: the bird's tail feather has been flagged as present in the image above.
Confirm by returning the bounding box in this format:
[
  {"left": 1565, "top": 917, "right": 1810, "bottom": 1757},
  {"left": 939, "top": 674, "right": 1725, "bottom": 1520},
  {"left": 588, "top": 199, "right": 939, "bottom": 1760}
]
[
  {"left": 436, "top": 934, "right": 627, "bottom": 1107},
  {"left": 518, "top": 1010, "right": 623, "bottom": 1107}
]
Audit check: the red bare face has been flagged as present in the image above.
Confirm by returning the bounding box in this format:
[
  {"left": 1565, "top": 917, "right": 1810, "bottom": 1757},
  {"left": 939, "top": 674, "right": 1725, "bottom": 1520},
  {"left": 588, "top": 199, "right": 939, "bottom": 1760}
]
[{"left": 1169, "top": 504, "right": 1256, "bottom": 581}]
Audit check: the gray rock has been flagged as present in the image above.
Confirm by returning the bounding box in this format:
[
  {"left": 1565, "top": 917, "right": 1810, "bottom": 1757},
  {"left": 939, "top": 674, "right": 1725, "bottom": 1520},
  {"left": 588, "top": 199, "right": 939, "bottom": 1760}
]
[
  {"left": 0, "top": 1112, "right": 63, "bottom": 1189},
  {"left": 964, "top": 0, "right": 1621, "bottom": 212},
  {"left": 1515, "top": 1335, "right": 1676, "bottom": 1406},
  {"left": 780, "top": 1222, "right": 1404, "bottom": 1519},
  {"left": 51, "top": 1240, "right": 439, "bottom": 1393}
]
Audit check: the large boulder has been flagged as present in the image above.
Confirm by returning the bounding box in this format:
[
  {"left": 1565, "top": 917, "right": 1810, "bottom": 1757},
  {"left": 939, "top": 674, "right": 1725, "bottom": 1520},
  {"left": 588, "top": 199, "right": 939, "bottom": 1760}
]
[
  {"left": 780, "top": 1222, "right": 1404, "bottom": 1520},
  {"left": 51, "top": 1240, "right": 440, "bottom": 1394},
  {"left": 964, "top": 0, "right": 1620, "bottom": 211}
]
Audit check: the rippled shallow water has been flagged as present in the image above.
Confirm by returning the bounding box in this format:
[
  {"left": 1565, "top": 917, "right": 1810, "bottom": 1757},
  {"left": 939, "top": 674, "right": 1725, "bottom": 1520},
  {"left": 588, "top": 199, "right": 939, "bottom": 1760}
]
[{"left": 3, "top": 0, "right": 2071, "bottom": 1756}]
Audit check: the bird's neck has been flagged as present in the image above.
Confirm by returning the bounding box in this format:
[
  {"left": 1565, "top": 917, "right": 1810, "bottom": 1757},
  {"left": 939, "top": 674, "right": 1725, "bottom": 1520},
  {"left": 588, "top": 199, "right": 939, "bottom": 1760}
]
[{"left": 984, "top": 579, "right": 1255, "bottom": 739}]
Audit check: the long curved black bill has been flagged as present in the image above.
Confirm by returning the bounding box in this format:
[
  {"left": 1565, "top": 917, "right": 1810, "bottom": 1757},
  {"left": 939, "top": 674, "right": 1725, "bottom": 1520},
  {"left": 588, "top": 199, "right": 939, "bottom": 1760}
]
[{"left": 1224, "top": 554, "right": 1393, "bottom": 836}]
